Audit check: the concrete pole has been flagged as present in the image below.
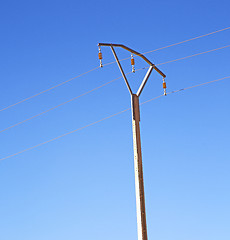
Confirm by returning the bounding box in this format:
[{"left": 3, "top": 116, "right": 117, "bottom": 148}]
[{"left": 132, "top": 94, "right": 148, "bottom": 240}]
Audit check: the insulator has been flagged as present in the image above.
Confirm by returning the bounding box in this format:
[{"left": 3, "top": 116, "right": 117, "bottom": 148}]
[
  {"left": 163, "top": 78, "right": 167, "bottom": 96},
  {"left": 98, "top": 47, "right": 103, "bottom": 67},
  {"left": 131, "top": 54, "right": 135, "bottom": 73},
  {"left": 131, "top": 58, "right": 135, "bottom": 65}
]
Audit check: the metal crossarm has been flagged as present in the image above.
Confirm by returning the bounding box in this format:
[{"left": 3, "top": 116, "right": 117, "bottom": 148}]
[{"left": 98, "top": 43, "right": 166, "bottom": 78}]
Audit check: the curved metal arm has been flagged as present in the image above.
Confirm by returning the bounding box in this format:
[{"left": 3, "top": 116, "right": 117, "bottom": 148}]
[{"left": 98, "top": 43, "right": 166, "bottom": 78}]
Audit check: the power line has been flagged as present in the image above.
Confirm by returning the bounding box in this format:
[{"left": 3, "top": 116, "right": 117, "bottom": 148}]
[
  {"left": 0, "top": 108, "right": 131, "bottom": 161},
  {"left": 0, "top": 75, "right": 124, "bottom": 133},
  {"left": 142, "top": 26, "right": 230, "bottom": 55},
  {"left": 103, "top": 26, "right": 230, "bottom": 66},
  {"left": 1, "top": 75, "right": 229, "bottom": 161},
  {"left": 0, "top": 73, "right": 135, "bottom": 134},
  {"left": 0, "top": 67, "right": 100, "bottom": 112},
  {"left": 1, "top": 26, "right": 230, "bottom": 112},
  {"left": 1, "top": 44, "right": 229, "bottom": 134},
  {"left": 157, "top": 44, "right": 230, "bottom": 66},
  {"left": 141, "top": 76, "right": 230, "bottom": 105}
]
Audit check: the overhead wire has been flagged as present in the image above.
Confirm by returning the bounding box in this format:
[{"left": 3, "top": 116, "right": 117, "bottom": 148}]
[
  {"left": 0, "top": 75, "right": 124, "bottom": 133},
  {"left": 157, "top": 44, "right": 230, "bottom": 66},
  {"left": 141, "top": 26, "right": 230, "bottom": 55},
  {"left": 1, "top": 75, "right": 230, "bottom": 161},
  {"left": 1, "top": 26, "right": 230, "bottom": 112},
  {"left": 0, "top": 67, "right": 100, "bottom": 112},
  {"left": 1, "top": 44, "right": 229, "bottom": 134},
  {"left": 141, "top": 76, "right": 230, "bottom": 105},
  {"left": 103, "top": 26, "right": 230, "bottom": 66}
]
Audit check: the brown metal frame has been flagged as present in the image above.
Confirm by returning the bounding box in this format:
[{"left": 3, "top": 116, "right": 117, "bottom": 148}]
[{"left": 98, "top": 43, "right": 166, "bottom": 78}]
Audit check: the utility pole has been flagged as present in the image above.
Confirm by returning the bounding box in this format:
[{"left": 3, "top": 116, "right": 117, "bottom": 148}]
[{"left": 98, "top": 43, "right": 166, "bottom": 240}]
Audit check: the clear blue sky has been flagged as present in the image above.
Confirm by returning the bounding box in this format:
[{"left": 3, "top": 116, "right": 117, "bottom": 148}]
[{"left": 0, "top": 0, "right": 229, "bottom": 239}]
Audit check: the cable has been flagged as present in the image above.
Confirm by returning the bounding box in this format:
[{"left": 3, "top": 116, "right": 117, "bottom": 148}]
[
  {"left": 157, "top": 44, "right": 230, "bottom": 66},
  {"left": 141, "top": 76, "right": 230, "bottom": 105},
  {"left": 0, "top": 71, "right": 140, "bottom": 134},
  {"left": 103, "top": 26, "right": 230, "bottom": 66},
  {"left": 1, "top": 43, "right": 229, "bottom": 134},
  {"left": 1, "top": 75, "right": 229, "bottom": 161},
  {"left": 0, "top": 75, "right": 124, "bottom": 133},
  {"left": 142, "top": 26, "right": 230, "bottom": 55},
  {"left": 0, "top": 67, "right": 100, "bottom": 112},
  {"left": 0, "top": 108, "right": 131, "bottom": 161},
  {"left": 167, "top": 76, "right": 230, "bottom": 94},
  {"left": 1, "top": 26, "right": 230, "bottom": 112}
]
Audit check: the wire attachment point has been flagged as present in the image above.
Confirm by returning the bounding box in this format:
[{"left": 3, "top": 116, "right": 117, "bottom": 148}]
[
  {"left": 131, "top": 54, "right": 135, "bottom": 73},
  {"left": 98, "top": 47, "right": 103, "bottom": 67},
  {"left": 163, "top": 78, "right": 167, "bottom": 96}
]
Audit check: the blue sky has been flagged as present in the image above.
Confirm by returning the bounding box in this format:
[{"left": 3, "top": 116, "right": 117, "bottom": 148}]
[{"left": 0, "top": 0, "right": 229, "bottom": 239}]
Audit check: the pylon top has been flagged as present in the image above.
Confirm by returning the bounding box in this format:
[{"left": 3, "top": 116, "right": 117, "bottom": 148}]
[
  {"left": 98, "top": 43, "right": 166, "bottom": 78},
  {"left": 98, "top": 43, "right": 166, "bottom": 96}
]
